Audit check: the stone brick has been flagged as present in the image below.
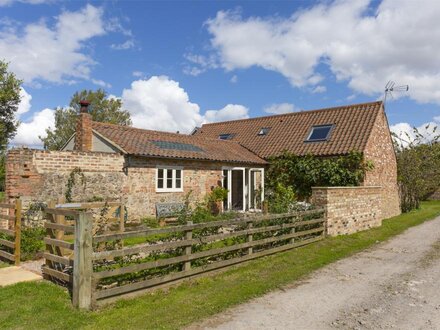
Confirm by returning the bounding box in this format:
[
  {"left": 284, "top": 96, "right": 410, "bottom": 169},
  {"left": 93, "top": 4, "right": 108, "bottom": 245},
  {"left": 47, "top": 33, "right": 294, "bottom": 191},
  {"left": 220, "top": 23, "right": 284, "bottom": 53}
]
[{"left": 311, "top": 186, "right": 382, "bottom": 236}]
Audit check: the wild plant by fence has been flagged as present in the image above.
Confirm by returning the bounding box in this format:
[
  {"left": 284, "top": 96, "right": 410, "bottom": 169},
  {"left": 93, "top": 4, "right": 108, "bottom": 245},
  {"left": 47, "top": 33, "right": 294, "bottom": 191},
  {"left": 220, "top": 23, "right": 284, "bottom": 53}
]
[
  {"left": 44, "top": 208, "right": 325, "bottom": 309},
  {"left": 0, "top": 199, "right": 22, "bottom": 265}
]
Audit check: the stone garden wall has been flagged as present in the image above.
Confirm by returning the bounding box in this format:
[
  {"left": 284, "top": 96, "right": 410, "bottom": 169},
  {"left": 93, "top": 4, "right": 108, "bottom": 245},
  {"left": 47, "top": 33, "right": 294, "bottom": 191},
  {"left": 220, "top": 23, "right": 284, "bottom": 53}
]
[
  {"left": 311, "top": 186, "right": 382, "bottom": 236},
  {"left": 5, "top": 148, "right": 230, "bottom": 222}
]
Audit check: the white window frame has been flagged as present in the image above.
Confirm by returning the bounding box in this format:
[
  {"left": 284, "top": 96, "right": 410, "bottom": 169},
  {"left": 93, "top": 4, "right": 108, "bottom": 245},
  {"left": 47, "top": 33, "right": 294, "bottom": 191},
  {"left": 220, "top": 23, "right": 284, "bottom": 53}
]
[{"left": 156, "top": 166, "right": 184, "bottom": 192}]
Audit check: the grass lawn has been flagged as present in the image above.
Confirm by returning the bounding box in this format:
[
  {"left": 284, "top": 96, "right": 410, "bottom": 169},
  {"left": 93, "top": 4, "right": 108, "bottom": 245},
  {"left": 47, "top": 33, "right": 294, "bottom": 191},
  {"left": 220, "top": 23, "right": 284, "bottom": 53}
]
[
  {"left": 0, "top": 191, "right": 4, "bottom": 201},
  {"left": 1, "top": 201, "right": 440, "bottom": 330}
]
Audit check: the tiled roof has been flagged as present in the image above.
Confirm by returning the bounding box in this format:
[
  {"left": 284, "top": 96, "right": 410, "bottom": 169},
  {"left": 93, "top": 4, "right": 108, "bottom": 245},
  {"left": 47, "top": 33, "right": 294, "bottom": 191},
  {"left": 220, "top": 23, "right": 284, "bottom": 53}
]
[
  {"left": 92, "top": 122, "right": 267, "bottom": 165},
  {"left": 195, "top": 101, "right": 383, "bottom": 158}
]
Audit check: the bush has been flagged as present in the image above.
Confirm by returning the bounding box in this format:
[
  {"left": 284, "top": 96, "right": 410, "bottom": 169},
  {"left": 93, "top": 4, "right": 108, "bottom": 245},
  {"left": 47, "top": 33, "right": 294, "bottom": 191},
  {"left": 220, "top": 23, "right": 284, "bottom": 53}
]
[
  {"left": 20, "top": 227, "right": 46, "bottom": 261},
  {"left": 266, "top": 183, "right": 297, "bottom": 213},
  {"left": 266, "top": 151, "right": 373, "bottom": 199}
]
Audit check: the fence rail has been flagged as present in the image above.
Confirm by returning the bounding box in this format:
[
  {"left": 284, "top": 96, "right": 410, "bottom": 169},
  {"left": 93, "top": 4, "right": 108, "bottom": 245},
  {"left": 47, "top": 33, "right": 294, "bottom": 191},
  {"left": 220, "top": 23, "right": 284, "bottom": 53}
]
[
  {"left": 0, "top": 199, "right": 21, "bottom": 265},
  {"left": 44, "top": 207, "right": 326, "bottom": 310}
]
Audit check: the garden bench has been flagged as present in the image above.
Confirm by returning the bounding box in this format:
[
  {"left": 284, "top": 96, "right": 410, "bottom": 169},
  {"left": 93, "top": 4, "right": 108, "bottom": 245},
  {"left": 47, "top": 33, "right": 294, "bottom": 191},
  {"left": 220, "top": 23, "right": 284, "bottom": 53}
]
[{"left": 155, "top": 202, "right": 185, "bottom": 224}]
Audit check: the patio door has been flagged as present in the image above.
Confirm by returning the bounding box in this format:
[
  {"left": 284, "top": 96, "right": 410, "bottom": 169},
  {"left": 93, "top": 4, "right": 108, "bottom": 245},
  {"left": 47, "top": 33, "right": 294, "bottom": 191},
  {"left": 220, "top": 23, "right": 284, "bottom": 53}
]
[{"left": 222, "top": 168, "right": 246, "bottom": 212}]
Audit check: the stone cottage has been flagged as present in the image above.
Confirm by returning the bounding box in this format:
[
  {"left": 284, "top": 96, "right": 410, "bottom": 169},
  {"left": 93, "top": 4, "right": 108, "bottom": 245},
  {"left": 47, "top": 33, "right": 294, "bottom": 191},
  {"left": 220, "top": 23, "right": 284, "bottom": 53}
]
[
  {"left": 5, "top": 100, "right": 400, "bottom": 222},
  {"left": 194, "top": 101, "right": 401, "bottom": 219}
]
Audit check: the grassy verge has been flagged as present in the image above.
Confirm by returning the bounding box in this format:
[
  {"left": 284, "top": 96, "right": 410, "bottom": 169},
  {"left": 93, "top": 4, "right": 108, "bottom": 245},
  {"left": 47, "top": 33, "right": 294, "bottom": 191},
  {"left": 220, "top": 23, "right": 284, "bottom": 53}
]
[
  {"left": 0, "top": 191, "right": 4, "bottom": 201},
  {"left": 1, "top": 201, "right": 440, "bottom": 329}
]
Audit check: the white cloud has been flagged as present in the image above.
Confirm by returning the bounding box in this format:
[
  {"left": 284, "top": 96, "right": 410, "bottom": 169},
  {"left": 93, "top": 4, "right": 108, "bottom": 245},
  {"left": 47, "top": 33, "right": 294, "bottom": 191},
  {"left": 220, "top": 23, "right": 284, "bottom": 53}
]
[
  {"left": 390, "top": 120, "right": 439, "bottom": 147},
  {"left": 0, "top": 0, "right": 49, "bottom": 6},
  {"left": 264, "top": 103, "right": 296, "bottom": 114},
  {"left": 203, "top": 104, "right": 249, "bottom": 123},
  {"left": 204, "top": 1, "right": 440, "bottom": 104},
  {"left": 17, "top": 87, "right": 32, "bottom": 115},
  {"left": 122, "top": 76, "right": 203, "bottom": 133},
  {"left": 110, "top": 39, "right": 135, "bottom": 50},
  {"left": 230, "top": 75, "right": 238, "bottom": 83},
  {"left": 434, "top": 116, "right": 440, "bottom": 122},
  {"left": 311, "top": 85, "right": 326, "bottom": 94},
  {"left": 122, "top": 76, "right": 249, "bottom": 132},
  {"left": 183, "top": 53, "right": 219, "bottom": 76},
  {"left": 12, "top": 108, "right": 55, "bottom": 147},
  {"left": 91, "top": 79, "right": 112, "bottom": 88},
  {"left": 0, "top": 5, "right": 105, "bottom": 84},
  {"left": 132, "top": 71, "right": 144, "bottom": 78}
]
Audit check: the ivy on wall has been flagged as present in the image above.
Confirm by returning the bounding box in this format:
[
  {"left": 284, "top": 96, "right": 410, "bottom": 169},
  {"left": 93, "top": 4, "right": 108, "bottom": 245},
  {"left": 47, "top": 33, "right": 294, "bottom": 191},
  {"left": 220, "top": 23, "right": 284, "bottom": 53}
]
[
  {"left": 266, "top": 151, "right": 374, "bottom": 200},
  {"left": 65, "top": 167, "right": 85, "bottom": 202}
]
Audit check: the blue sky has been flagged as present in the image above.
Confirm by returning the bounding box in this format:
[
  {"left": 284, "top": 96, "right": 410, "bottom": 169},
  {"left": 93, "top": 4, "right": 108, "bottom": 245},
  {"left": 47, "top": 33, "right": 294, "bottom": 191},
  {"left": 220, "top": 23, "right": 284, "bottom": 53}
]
[{"left": 1, "top": 0, "right": 439, "bottom": 147}]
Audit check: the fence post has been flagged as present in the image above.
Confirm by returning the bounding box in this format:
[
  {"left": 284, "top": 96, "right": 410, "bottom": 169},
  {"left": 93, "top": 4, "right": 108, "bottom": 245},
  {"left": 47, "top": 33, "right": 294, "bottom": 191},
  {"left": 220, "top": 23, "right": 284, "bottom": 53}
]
[
  {"left": 119, "top": 198, "right": 125, "bottom": 233},
  {"left": 290, "top": 215, "right": 297, "bottom": 244},
  {"left": 184, "top": 221, "right": 193, "bottom": 271},
  {"left": 14, "top": 199, "right": 21, "bottom": 266},
  {"left": 247, "top": 221, "right": 253, "bottom": 255},
  {"left": 73, "top": 211, "right": 93, "bottom": 310}
]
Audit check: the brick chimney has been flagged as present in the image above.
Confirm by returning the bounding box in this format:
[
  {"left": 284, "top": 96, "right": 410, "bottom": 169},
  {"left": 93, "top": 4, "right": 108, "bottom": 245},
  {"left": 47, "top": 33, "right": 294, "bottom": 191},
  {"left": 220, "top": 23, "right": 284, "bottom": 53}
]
[{"left": 74, "top": 100, "right": 92, "bottom": 151}]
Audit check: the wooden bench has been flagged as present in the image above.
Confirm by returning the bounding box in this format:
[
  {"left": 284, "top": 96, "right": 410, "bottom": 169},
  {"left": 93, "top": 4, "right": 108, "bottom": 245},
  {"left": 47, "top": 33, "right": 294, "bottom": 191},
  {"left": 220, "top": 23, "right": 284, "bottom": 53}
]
[{"left": 155, "top": 203, "right": 185, "bottom": 225}]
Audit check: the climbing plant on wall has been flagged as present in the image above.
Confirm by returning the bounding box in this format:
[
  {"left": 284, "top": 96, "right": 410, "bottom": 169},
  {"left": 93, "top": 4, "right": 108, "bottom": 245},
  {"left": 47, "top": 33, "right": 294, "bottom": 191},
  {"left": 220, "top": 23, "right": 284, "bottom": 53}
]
[
  {"left": 266, "top": 151, "right": 374, "bottom": 200},
  {"left": 65, "top": 167, "right": 86, "bottom": 202}
]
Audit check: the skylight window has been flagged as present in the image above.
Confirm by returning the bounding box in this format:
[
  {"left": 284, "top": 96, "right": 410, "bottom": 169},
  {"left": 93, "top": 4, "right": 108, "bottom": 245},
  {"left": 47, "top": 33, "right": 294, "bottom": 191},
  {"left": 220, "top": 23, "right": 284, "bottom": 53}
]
[
  {"left": 151, "top": 140, "right": 204, "bottom": 152},
  {"left": 219, "top": 133, "right": 234, "bottom": 140},
  {"left": 258, "top": 127, "right": 270, "bottom": 136},
  {"left": 306, "top": 124, "right": 334, "bottom": 142}
]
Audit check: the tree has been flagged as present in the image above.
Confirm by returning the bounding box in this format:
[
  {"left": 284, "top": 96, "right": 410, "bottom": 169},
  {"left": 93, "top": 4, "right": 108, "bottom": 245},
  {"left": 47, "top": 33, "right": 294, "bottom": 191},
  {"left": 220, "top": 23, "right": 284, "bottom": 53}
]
[
  {"left": 392, "top": 125, "right": 440, "bottom": 212},
  {"left": 0, "top": 61, "right": 22, "bottom": 192},
  {"left": 40, "top": 89, "right": 132, "bottom": 150}
]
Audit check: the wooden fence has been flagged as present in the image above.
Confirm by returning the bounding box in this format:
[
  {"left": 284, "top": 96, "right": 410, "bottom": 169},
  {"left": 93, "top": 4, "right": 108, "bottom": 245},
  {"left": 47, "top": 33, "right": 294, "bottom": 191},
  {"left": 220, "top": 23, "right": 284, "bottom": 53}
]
[
  {"left": 45, "top": 208, "right": 325, "bottom": 310},
  {"left": 0, "top": 199, "right": 22, "bottom": 265}
]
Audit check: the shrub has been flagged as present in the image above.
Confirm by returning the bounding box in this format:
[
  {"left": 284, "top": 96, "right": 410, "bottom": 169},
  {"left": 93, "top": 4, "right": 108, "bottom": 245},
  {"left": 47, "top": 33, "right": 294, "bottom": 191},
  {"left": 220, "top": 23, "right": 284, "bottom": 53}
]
[
  {"left": 266, "top": 183, "right": 296, "bottom": 213},
  {"left": 266, "top": 150, "right": 373, "bottom": 199},
  {"left": 20, "top": 227, "right": 46, "bottom": 261}
]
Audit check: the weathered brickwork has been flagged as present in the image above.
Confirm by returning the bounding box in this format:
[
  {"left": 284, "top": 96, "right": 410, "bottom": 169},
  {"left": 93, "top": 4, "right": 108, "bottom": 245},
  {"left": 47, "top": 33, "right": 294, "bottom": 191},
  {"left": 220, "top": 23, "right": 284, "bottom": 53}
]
[
  {"left": 363, "top": 108, "right": 401, "bottom": 219},
  {"left": 311, "top": 186, "right": 382, "bottom": 236},
  {"left": 74, "top": 112, "right": 93, "bottom": 151},
  {"left": 5, "top": 148, "right": 238, "bottom": 220}
]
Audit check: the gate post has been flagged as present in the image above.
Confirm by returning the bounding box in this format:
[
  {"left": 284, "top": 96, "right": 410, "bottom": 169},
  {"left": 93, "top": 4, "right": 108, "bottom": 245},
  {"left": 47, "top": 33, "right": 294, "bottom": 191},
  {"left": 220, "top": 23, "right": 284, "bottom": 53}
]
[
  {"left": 72, "top": 211, "right": 93, "bottom": 310},
  {"left": 14, "top": 199, "right": 21, "bottom": 266}
]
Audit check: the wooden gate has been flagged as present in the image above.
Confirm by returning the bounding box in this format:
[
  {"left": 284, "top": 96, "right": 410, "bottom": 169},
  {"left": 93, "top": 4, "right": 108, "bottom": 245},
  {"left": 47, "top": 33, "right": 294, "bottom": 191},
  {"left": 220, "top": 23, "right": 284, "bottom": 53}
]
[{"left": 0, "top": 199, "right": 22, "bottom": 265}]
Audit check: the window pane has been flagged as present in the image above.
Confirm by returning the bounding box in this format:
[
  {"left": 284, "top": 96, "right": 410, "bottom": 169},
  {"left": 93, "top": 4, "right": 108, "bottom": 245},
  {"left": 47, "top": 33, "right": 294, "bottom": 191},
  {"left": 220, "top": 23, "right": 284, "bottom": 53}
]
[
  {"left": 308, "top": 125, "right": 333, "bottom": 141},
  {"left": 175, "top": 170, "right": 182, "bottom": 189},
  {"left": 167, "top": 178, "right": 173, "bottom": 188},
  {"left": 157, "top": 169, "right": 164, "bottom": 189}
]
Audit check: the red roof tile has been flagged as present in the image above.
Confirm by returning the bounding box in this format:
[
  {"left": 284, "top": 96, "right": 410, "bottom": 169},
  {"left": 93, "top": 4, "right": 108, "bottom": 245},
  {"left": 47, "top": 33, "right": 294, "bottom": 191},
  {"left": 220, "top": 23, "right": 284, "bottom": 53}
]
[
  {"left": 92, "top": 122, "right": 267, "bottom": 165},
  {"left": 195, "top": 101, "right": 383, "bottom": 158}
]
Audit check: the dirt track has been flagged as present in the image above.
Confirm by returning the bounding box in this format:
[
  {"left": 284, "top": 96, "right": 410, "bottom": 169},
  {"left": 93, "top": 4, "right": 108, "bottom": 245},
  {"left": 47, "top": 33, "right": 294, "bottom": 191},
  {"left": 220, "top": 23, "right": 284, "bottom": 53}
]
[{"left": 188, "top": 216, "right": 440, "bottom": 330}]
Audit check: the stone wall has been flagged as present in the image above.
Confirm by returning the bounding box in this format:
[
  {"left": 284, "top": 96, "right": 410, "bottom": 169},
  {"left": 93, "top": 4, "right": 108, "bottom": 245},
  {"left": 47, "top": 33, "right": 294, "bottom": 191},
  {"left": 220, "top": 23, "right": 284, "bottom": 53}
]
[
  {"left": 5, "top": 148, "right": 239, "bottom": 221},
  {"left": 311, "top": 186, "right": 382, "bottom": 236},
  {"left": 428, "top": 188, "right": 440, "bottom": 200},
  {"left": 362, "top": 107, "right": 401, "bottom": 219}
]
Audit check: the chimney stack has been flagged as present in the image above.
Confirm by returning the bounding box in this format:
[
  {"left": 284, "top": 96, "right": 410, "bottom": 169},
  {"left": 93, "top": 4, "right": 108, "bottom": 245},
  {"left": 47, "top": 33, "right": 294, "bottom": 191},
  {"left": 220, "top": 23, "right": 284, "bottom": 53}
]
[{"left": 74, "top": 100, "right": 93, "bottom": 152}]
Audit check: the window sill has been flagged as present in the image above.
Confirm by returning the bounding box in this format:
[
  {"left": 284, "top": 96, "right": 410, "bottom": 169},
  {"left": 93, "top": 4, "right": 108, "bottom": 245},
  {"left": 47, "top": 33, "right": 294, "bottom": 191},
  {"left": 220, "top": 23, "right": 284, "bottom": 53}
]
[{"left": 156, "top": 189, "right": 184, "bottom": 193}]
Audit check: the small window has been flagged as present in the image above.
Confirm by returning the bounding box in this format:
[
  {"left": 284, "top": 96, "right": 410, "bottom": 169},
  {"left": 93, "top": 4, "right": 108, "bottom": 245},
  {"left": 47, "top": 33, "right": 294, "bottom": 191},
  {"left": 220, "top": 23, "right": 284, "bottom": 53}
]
[
  {"left": 219, "top": 133, "right": 234, "bottom": 140},
  {"left": 156, "top": 167, "right": 183, "bottom": 192},
  {"left": 258, "top": 127, "right": 270, "bottom": 136},
  {"left": 306, "top": 124, "right": 334, "bottom": 142}
]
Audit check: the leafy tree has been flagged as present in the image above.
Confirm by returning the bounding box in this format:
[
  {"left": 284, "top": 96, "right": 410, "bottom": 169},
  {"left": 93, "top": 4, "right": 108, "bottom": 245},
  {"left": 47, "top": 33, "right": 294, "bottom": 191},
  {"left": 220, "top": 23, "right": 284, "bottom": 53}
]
[
  {"left": 392, "top": 125, "right": 440, "bottom": 212},
  {"left": 40, "top": 89, "right": 132, "bottom": 150},
  {"left": 0, "top": 61, "right": 22, "bottom": 191},
  {"left": 266, "top": 151, "right": 373, "bottom": 200}
]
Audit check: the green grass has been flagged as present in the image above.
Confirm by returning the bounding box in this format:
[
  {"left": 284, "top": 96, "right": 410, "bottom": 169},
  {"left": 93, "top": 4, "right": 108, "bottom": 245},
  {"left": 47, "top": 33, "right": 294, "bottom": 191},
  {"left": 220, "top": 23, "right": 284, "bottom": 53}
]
[
  {"left": 1, "top": 201, "right": 440, "bottom": 330},
  {"left": 0, "top": 191, "right": 4, "bottom": 201}
]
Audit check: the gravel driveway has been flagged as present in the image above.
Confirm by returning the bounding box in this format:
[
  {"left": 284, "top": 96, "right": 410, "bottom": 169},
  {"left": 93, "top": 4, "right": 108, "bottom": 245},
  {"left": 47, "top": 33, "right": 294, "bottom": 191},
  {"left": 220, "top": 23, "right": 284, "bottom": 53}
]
[{"left": 188, "top": 215, "right": 440, "bottom": 330}]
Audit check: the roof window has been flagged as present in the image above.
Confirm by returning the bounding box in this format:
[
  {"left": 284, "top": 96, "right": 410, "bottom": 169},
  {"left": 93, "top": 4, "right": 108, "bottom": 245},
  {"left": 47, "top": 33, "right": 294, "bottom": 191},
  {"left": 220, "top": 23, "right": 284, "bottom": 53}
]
[
  {"left": 219, "top": 133, "right": 234, "bottom": 140},
  {"left": 306, "top": 124, "right": 334, "bottom": 142},
  {"left": 151, "top": 140, "right": 204, "bottom": 152},
  {"left": 258, "top": 127, "right": 271, "bottom": 136}
]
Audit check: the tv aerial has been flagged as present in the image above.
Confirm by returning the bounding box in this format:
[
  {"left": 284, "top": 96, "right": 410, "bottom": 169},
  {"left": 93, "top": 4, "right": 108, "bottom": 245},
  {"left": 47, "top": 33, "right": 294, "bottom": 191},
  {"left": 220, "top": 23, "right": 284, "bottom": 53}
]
[{"left": 384, "top": 81, "right": 409, "bottom": 103}]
